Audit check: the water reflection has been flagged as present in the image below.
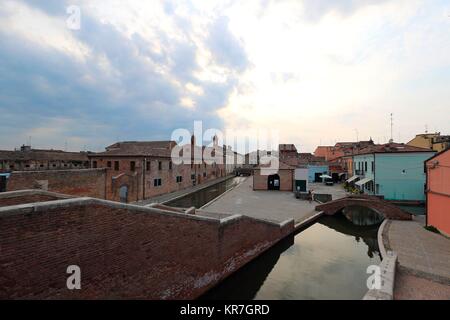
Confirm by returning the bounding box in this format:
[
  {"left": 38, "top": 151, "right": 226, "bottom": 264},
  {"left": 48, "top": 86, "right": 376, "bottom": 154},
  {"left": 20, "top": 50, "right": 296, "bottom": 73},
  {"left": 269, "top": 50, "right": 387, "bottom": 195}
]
[
  {"left": 201, "top": 214, "right": 381, "bottom": 300},
  {"left": 166, "top": 177, "right": 246, "bottom": 208},
  {"left": 341, "top": 205, "right": 384, "bottom": 226}
]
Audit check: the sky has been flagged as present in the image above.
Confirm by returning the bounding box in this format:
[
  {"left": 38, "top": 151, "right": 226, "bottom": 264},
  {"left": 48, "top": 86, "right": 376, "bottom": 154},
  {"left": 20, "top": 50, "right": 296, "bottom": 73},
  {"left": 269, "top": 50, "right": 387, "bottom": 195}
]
[{"left": 0, "top": 0, "right": 449, "bottom": 153}]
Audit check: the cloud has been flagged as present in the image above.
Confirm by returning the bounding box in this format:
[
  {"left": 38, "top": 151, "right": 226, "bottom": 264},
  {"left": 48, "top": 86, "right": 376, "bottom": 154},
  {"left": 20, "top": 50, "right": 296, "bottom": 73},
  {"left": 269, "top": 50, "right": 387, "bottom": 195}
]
[
  {"left": 0, "top": 0, "right": 249, "bottom": 151},
  {"left": 300, "top": 0, "right": 390, "bottom": 21},
  {"left": 207, "top": 16, "right": 250, "bottom": 72}
]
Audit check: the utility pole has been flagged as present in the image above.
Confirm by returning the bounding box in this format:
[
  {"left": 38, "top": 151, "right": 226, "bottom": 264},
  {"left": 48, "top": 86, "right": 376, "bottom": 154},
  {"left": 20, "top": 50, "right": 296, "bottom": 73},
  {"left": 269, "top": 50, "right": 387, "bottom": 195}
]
[{"left": 389, "top": 113, "right": 394, "bottom": 143}]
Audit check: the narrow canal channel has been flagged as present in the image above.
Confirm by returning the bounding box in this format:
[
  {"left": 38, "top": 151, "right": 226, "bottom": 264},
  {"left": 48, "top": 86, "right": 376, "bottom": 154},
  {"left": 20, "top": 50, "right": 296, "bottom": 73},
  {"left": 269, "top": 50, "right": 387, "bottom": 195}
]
[
  {"left": 166, "top": 177, "right": 383, "bottom": 300},
  {"left": 165, "top": 176, "right": 246, "bottom": 208},
  {"left": 201, "top": 213, "right": 382, "bottom": 300}
]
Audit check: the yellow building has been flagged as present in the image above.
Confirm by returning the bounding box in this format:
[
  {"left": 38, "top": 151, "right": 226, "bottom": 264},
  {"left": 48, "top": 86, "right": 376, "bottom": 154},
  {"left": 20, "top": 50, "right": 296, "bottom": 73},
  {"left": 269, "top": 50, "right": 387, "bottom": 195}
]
[{"left": 407, "top": 133, "right": 450, "bottom": 152}]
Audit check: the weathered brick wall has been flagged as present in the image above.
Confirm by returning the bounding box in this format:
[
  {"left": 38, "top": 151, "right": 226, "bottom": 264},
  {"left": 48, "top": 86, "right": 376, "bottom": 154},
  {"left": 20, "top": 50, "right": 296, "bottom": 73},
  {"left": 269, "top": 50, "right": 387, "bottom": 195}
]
[
  {"left": 0, "top": 199, "right": 293, "bottom": 299},
  {"left": 0, "top": 194, "right": 60, "bottom": 207},
  {"left": 253, "top": 169, "right": 293, "bottom": 191},
  {"left": 92, "top": 157, "right": 228, "bottom": 202},
  {"left": 6, "top": 169, "right": 107, "bottom": 199}
]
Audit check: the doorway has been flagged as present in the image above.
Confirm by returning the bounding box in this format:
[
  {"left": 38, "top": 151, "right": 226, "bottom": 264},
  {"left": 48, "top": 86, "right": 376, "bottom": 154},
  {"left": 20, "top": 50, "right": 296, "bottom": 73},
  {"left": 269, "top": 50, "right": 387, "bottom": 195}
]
[
  {"left": 119, "top": 185, "right": 128, "bottom": 203},
  {"left": 268, "top": 174, "right": 280, "bottom": 190},
  {"left": 314, "top": 173, "right": 322, "bottom": 182},
  {"left": 0, "top": 176, "right": 6, "bottom": 192}
]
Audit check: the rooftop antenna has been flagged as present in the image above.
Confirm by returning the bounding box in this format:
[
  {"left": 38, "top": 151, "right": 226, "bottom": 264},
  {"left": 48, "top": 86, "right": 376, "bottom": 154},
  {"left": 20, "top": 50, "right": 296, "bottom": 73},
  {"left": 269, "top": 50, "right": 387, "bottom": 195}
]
[
  {"left": 425, "top": 124, "right": 428, "bottom": 134},
  {"left": 389, "top": 113, "right": 394, "bottom": 143}
]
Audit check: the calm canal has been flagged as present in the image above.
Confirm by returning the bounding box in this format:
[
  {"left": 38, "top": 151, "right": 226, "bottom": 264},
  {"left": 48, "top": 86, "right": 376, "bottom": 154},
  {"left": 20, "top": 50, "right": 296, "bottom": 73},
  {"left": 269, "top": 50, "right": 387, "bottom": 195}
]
[
  {"left": 201, "top": 213, "right": 382, "bottom": 300},
  {"left": 167, "top": 177, "right": 383, "bottom": 299},
  {"left": 165, "top": 176, "right": 246, "bottom": 208}
]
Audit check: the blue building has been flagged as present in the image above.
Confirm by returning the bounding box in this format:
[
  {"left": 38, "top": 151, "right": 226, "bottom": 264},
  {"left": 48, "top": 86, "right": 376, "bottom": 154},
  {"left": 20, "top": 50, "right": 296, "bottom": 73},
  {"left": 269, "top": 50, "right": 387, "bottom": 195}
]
[
  {"left": 307, "top": 164, "right": 329, "bottom": 182},
  {"left": 351, "top": 143, "right": 435, "bottom": 201}
]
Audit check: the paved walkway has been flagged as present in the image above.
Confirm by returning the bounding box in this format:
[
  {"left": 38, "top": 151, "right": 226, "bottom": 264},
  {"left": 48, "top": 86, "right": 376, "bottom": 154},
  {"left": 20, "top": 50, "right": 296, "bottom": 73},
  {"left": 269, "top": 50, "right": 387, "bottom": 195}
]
[
  {"left": 134, "top": 175, "right": 233, "bottom": 206},
  {"left": 308, "top": 182, "right": 349, "bottom": 200},
  {"left": 383, "top": 218, "right": 450, "bottom": 299},
  {"left": 202, "top": 178, "right": 317, "bottom": 223}
]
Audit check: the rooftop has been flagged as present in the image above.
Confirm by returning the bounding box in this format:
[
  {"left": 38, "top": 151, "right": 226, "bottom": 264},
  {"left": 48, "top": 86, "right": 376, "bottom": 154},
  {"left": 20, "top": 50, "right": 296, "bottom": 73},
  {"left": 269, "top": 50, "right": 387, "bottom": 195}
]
[
  {"left": 355, "top": 142, "right": 435, "bottom": 156},
  {"left": 93, "top": 140, "right": 177, "bottom": 158},
  {"left": 0, "top": 149, "right": 89, "bottom": 161}
]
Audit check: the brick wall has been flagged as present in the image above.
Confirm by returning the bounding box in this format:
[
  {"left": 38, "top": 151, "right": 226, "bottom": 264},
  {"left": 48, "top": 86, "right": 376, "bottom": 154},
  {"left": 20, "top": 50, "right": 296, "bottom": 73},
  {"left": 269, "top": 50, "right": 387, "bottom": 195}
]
[
  {"left": 253, "top": 169, "right": 293, "bottom": 191},
  {"left": 0, "top": 198, "right": 293, "bottom": 299},
  {"left": 93, "top": 157, "right": 228, "bottom": 202},
  {"left": 0, "top": 194, "right": 60, "bottom": 207},
  {"left": 316, "top": 197, "right": 412, "bottom": 220},
  {"left": 6, "top": 169, "right": 107, "bottom": 199}
]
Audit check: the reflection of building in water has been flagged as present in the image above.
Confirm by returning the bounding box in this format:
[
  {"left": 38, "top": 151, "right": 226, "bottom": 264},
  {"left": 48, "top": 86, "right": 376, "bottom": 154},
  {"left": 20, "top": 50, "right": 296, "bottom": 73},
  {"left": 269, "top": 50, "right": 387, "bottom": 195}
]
[
  {"left": 200, "top": 234, "right": 295, "bottom": 300},
  {"left": 319, "top": 214, "right": 380, "bottom": 259}
]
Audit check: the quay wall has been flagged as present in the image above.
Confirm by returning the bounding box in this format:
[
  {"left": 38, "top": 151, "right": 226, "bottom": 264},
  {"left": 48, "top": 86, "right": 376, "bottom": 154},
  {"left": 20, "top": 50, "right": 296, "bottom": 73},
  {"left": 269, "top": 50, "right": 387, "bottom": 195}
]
[
  {"left": 0, "top": 195, "right": 294, "bottom": 299},
  {"left": 6, "top": 169, "right": 107, "bottom": 199}
]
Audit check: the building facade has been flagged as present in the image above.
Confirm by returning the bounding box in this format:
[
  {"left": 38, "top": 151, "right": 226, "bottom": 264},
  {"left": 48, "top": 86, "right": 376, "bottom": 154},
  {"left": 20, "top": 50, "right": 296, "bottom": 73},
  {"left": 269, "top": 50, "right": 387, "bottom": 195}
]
[
  {"left": 425, "top": 148, "right": 450, "bottom": 236},
  {"left": 407, "top": 132, "right": 450, "bottom": 152},
  {"left": 307, "top": 164, "right": 329, "bottom": 183},
  {"left": 352, "top": 143, "right": 436, "bottom": 201},
  {"left": 89, "top": 138, "right": 228, "bottom": 202},
  {"left": 253, "top": 162, "right": 294, "bottom": 191},
  {"left": 0, "top": 145, "right": 90, "bottom": 173}
]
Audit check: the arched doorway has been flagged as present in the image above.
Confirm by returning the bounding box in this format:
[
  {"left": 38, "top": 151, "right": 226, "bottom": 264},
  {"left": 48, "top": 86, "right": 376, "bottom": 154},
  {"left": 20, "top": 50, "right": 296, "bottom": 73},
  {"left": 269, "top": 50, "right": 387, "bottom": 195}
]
[
  {"left": 119, "top": 185, "right": 128, "bottom": 203},
  {"left": 268, "top": 174, "right": 280, "bottom": 190}
]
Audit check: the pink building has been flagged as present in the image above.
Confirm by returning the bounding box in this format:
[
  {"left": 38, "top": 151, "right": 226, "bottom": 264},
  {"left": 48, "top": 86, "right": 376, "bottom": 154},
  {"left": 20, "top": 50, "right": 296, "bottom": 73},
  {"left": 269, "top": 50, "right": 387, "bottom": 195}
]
[{"left": 426, "top": 148, "right": 450, "bottom": 236}]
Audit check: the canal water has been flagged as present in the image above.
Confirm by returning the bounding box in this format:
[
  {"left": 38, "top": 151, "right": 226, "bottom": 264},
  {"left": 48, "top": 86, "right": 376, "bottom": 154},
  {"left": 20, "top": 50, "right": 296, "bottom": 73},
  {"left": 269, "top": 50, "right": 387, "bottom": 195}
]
[
  {"left": 165, "top": 176, "right": 246, "bottom": 208},
  {"left": 201, "top": 213, "right": 382, "bottom": 300}
]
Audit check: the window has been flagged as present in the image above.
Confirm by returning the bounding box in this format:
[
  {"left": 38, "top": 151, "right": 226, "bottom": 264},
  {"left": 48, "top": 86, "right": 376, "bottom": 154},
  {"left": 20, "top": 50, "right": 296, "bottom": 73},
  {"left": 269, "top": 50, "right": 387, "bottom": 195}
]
[
  {"left": 114, "top": 161, "right": 119, "bottom": 171},
  {"left": 169, "top": 161, "right": 173, "bottom": 170},
  {"left": 203, "top": 172, "right": 206, "bottom": 178},
  {"left": 107, "top": 161, "right": 112, "bottom": 168},
  {"left": 191, "top": 174, "right": 195, "bottom": 180},
  {"left": 371, "top": 161, "right": 374, "bottom": 173},
  {"left": 130, "top": 161, "right": 136, "bottom": 171},
  {"left": 365, "top": 162, "right": 367, "bottom": 172},
  {"left": 93, "top": 161, "right": 97, "bottom": 168},
  {"left": 176, "top": 176, "right": 183, "bottom": 183},
  {"left": 158, "top": 161, "right": 162, "bottom": 170},
  {"left": 146, "top": 161, "right": 150, "bottom": 171},
  {"left": 153, "top": 178, "right": 162, "bottom": 187}
]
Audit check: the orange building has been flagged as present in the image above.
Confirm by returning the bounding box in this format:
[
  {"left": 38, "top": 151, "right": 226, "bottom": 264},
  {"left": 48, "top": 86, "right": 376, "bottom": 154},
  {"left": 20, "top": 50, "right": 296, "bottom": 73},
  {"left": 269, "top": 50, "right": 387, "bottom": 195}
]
[{"left": 426, "top": 148, "right": 450, "bottom": 236}]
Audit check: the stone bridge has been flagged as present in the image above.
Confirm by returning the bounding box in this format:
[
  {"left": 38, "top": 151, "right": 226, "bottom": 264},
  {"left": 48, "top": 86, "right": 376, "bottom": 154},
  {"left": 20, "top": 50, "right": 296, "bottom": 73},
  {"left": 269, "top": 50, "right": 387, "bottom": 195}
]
[{"left": 316, "top": 195, "right": 412, "bottom": 221}]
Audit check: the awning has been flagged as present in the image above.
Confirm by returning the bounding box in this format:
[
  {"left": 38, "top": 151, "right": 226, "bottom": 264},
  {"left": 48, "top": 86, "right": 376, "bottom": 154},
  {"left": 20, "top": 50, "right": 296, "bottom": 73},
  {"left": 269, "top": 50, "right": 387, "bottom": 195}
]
[
  {"left": 346, "top": 175, "right": 359, "bottom": 183},
  {"left": 355, "top": 177, "right": 373, "bottom": 187}
]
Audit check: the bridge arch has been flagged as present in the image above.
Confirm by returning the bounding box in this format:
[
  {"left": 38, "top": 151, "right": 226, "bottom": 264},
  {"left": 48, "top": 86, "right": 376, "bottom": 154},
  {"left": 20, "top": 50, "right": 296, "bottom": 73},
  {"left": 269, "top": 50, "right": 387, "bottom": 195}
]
[{"left": 316, "top": 196, "right": 412, "bottom": 221}]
